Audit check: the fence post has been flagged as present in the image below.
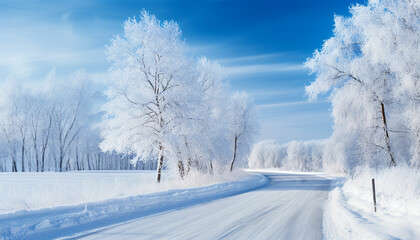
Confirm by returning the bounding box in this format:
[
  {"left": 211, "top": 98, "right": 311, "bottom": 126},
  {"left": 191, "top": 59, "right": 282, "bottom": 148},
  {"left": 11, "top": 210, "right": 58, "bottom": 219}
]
[{"left": 372, "top": 178, "right": 377, "bottom": 212}]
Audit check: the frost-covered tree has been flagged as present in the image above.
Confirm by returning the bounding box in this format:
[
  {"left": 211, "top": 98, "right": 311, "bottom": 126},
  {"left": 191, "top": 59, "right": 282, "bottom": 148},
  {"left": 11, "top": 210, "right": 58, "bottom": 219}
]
[
  {"left": 100, "top": 11, "right": 203, "bottom": 182},
  {"left": 0, "top": 83, "right": 21, "bottom": 172},
  {"left": 176, "top": 57, "right": 229, "bottom": 177},
  {"left": 100, "top": 11, "right": 258, "bottom": 180},
  {"left": 0, "top": 82, "right": 33, "bottom": 172},
  {"left": 228, "top": 92, "right": 257, "bottom": 172},
  {"left": 47, "top": 71, "right": 87, "bottom": 172},
  {"left": 356, "top": 0, "right": 420, "bottom": 166},
  {"left": 27, "top": 95, "right": 54, "bottom": 172},
  {"left": 305, "top": 0, "right": 419, "bottom": 171}
]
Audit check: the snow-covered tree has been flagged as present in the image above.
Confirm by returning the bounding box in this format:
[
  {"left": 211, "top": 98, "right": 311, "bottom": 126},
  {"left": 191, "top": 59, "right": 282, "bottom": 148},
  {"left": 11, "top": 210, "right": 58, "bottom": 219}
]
[
  {"left": 176, "top": 57, "right": 229, "bottom": 177},
  {"left": 228, "top": 92, "right": 257, "bottom": 172},
  {"left": 305, "top": 0, "right": 419, "bottom": 171},
  {"left": 27, "top": 94, "right": 54, "bottom": 172},
  {"left": 100, "top": 11, "right": 259, "bottom": 180},
  {"left": 100, "top": 11, "right": 204, "bottom": 182},
  {"left": 356, "top": 0, "right": 420, "bottom": 166}
]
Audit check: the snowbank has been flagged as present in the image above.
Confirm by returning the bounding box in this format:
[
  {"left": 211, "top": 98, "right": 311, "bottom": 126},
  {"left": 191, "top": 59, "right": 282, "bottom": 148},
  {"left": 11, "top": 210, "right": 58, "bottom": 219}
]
[
  {"left": 323, "top": 166, "right": 420, "bottom": 240},
  {"left": 0, "top": 171, "right": 268, "bottom": 239}
]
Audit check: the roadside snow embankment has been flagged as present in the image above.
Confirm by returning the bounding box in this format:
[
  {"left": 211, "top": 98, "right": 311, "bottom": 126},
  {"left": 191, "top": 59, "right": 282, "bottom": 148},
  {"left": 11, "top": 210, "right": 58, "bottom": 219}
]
[
  {"left": 0, "top": 170, "right": 253, "bottom": 214},
  {"left": 0, "top": 171, "right": 268, "bottom": 240},
  {"left": 323, "top": 167, "right": 420, "bottom": 240}
]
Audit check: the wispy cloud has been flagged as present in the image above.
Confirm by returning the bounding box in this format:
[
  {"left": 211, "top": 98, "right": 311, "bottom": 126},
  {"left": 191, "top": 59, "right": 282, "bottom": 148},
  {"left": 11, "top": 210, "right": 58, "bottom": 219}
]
[
  {"left": 256, "top": 99, "right": 327, "bottom": 109},
  {"left": 217, "top": 53, "right": 285, "bottom": 64},
  {"left": 0, "top": 5, "right": 109, "bottom": 82},
  {"left": 225, "top": 63, "right": 304, "bottom": 76},
  {"left": 247, "top": 88, "right": 303, "bottom": 97},
  {"left": 0, "top": 49, "right": 104, "bottom": 67},
  {"left": 257, "top": 101, "right": 308, "bottom": 109}
]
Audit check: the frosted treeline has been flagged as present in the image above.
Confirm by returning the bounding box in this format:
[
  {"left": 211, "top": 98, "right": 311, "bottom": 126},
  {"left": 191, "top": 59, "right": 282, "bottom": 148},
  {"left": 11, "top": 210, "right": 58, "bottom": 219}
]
[
  {"left": 248, "top": 140, "right": 325, "bottom": 172},
  {"left": 0, "top": 72, "right": 158, "bottom": 172},
  {"left": 100, "top": 11, "right": 257, "bottom": 181},
  {"left": 250, "top": 0, "right": 419, "bottom": 174}
]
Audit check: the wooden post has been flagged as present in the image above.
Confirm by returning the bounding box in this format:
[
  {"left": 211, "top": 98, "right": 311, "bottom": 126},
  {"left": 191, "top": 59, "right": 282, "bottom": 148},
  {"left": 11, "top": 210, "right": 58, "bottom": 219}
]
[{"left": 372, "top": 178, "right": 377, "bottom": 212}]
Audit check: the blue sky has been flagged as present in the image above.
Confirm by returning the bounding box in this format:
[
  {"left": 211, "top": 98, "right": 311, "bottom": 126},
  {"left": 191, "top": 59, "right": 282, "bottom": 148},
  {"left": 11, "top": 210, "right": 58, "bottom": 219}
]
[{"left": 0, "top": 0, "right": 360, "bottom": 143}]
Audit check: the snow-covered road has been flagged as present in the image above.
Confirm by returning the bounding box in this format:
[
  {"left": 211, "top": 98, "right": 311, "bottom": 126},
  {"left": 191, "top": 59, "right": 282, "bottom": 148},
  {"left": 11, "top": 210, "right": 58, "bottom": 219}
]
[{"left": 65, "top": 171, "right": 333, "bottom": 240}]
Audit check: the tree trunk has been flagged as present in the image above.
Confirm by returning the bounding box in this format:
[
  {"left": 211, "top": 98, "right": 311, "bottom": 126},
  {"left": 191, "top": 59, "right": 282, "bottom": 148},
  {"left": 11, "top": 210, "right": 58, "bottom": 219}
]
[
  {"left": 87, "top": 153, "right": 91, "bottom": 170},
  {"left": 230, "top": 135, "right": 238, "bottom": 172},
  {"left": 156, "top": 144, "right": 164, "bottom": 183},
  {"left": 34, "top": 142, "right": 39, "bottom": 172},
  {"left": 178, "top": 159, "right": 185, "bottom": 179},
  {"left": 21, "top": 139, "right": 25, "bottom": 172},
  {"left": 12, "top": 157, "right": 17, "bottom": 172},
  {"left": 59, "top": 155, "right": 63, "bottom": 172},
  {"left": 380, "top": 101, "right": 396, "bottom": 166},
  {"left": 97, "top": 153, "right": 101, "bottom": 170},
  {"left": 183, "top": 138, "right": 192, "bottom": 175},
  {"left": 209, "top": 161, "right": 214, "bottom": 175},
  {"left": 66, "top": 158, "right": 71, "bottom": 171},
  {"left": 75, "top": 148, "right": 80, "bottom": 171},
  {"left": 41, "top": 148, "right": 46, "bottom": 172}
]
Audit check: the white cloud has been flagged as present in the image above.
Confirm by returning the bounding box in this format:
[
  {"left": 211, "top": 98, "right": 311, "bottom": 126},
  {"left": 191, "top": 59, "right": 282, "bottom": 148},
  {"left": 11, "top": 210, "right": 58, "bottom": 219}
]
[
  {"left": 257, "top": 100, "right": 308, "bottom": 109},
  {"left": 247, "top": 88, "right": 303, "bottom": 97},
  {"left": 225, "top": 63, "right": 304, "bottom": 76},
  {"left": 256, "top": 99, "right": 327, "bottom": 109},
  {"left": 216, "top": 53, "right": 284, "bottom": 63}
]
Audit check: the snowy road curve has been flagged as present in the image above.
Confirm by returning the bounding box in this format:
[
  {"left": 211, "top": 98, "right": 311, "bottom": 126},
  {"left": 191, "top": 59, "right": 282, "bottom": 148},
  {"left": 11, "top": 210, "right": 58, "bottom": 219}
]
[{"left": 65, "top": 171, "right": 333, "bottom": 240}]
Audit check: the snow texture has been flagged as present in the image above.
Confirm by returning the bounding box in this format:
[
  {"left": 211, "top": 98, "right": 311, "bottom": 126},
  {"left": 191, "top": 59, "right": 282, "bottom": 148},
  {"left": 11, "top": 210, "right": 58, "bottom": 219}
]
[
  {"left": 62, "top": 171, "right": 333, "bottom": 240},
  {"left": 0, "top": 171, "right": 267, "bottom": 239},
  {"left": 324, "top": 167, "right": 420, "bottom": 240}
]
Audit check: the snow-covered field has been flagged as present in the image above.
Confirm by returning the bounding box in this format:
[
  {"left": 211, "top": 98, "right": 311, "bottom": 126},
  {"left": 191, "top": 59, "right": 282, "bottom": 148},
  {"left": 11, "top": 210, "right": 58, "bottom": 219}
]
[
  {"left": 0, "top": 171, "right": 154, "bottom": 214},
  {"left": 0, "top": 170, "right": 252, "bottom": 214},
  {"left": 0, "top": 170, "right": 268, "bottom": 239}
]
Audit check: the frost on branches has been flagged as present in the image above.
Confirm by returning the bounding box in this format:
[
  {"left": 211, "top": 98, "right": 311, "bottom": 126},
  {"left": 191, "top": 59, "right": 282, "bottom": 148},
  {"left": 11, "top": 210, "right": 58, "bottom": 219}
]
[
  {"left": 100, "top": 11, "right": 258, "bottom": 182},
  {"left": 303, "top": 0, "right": 420, "bottom": 173},
  {"left": 228, "top": 92, "right": 257, "bottom": 172}
]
